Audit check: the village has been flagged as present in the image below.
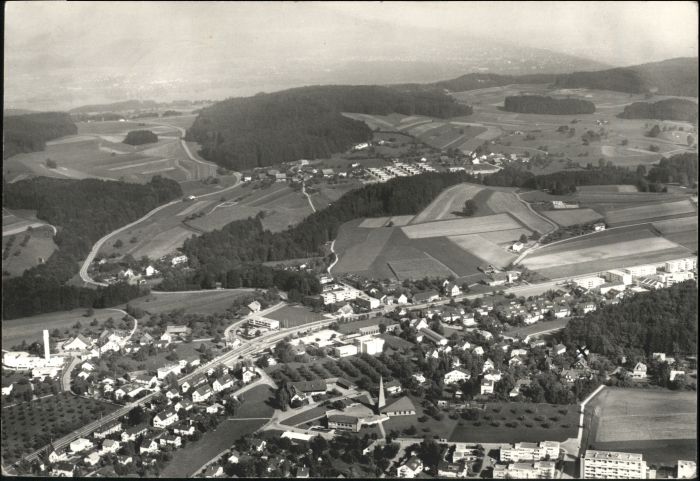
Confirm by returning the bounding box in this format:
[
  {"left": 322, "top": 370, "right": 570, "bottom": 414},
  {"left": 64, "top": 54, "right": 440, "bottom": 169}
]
[{"left": 3, "top": 253, "right": 696, "bottom": 478}]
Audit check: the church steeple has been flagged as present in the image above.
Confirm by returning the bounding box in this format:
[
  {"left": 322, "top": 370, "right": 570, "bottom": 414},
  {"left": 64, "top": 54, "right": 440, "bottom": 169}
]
[{"left": 377, "top": 376, "right": 386, "bottom": 412}]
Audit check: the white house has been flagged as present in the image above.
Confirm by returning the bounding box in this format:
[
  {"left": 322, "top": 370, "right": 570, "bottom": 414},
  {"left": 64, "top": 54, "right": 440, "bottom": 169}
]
[
  {"left": 153, "top": 408, "right": 179, "bottom": 428},
  {"left": 192, "top": 385, "right": 214, "bottom": 403},
  {"left": 145, "top": 265, "right": 159, "bottom": 277},
  {"left": 241, "top": 366, "right": 258, "bottom": 384},
  {"left": 171, "top": 255, "right": 188, "bottom": 266},
  {"left": 482, "top": 359, "right": 495, "bottom": 372},
  {"left": 511, "top": 242, "right": 524, "bottom": 253},
  {"left": 64, "top": 335, "right": 92, "bottom": 351},
  {"left": 70, "top": 438, "right": 93, "bottom": 454},
  {"left": 632, "top": 362, "right": 647, "bottom": 380},
  {"left": 397, "top": 456, "right": 423, "bottom": 478},
  {"left": 480, "top": 379, "right": 494, "bottom": 395},
  {"left": 84, "top": 452, "right": 101, "bottom": 466},
  {"left": 248, "top": 301, "right": 261, "bottom": 313},
  {"left": 444, "top": 368, "right": 471, "bottom": 385},
  {"left": 443, "top": 282, "right": 461, "bottom": 297},
  {"left": 213, "top": 374, "right": 235, "bottom": 392},
  {"left": 101, "top": 439, "right": 120, "bottom": 454}
]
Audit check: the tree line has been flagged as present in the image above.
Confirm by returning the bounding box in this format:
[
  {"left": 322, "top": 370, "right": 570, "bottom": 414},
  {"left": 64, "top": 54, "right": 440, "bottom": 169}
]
[
  {"left": 2, "top": 176, "right": 182, "bottom": 319},
  {"left": 618, "top": 98, "right": 698, "bottom": 123},
  {"left": 646, "top": 152, "right": 698, "bottom": 187},
  {"left": 503, "top": 95, "right": 595, "bottom": 115},
  {"left": 186, "top": 85, "right": 472, "bottom": 171},
  {"left": 3, "top": 112, "right": 77, "bottom": 159}
]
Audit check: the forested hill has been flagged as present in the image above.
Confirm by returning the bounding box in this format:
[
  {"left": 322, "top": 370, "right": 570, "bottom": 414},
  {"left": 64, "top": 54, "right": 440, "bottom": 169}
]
[
  {"left": 562, "top": 281, "right": 697, "bottom": 358},
  {"left": 552, "top": 57, "right": 698, "bottom": 97},
  {"left": 3, "top": 112, "right": 77, "bottom": 159},
  {"left": 2, "top": 176, "right": 183, "bottom": 320},
  {"left": 186, "top": 85, "right": 472, "bottom": 171},
  {"left": 503, "top": 95, "right": 596, "bottom": 115},
  {"left": 431, "top": 73, "right": 556, "bottom": 92},
  {"left": 617, "top": 98, "right": 698, "bottom": 122},
  {"left": 164, "top": 172, "right": 478, "bottom": 289}
]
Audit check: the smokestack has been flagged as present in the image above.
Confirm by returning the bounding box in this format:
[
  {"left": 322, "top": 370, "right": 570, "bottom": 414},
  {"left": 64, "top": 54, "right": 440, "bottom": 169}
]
[{"left": 43, "top": 329, "right": 50, "bottom": 361}]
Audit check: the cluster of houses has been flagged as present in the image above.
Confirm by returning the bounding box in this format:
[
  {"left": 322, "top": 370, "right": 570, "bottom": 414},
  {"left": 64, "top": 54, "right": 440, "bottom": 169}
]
[
  {"left": 366, "top": 161, "right": 436, "bottom": 183},
  {"left": 44, "top": 363, "right": 262, "bottom": 477},
  {"left": 96, "top": 254, "right": 188, "bottom": 286}
]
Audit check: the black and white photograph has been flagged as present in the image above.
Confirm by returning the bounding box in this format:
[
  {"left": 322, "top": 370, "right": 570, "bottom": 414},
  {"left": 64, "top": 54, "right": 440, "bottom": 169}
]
[{"left": 2, "top": 1, "right": 698, "bottom": 478}]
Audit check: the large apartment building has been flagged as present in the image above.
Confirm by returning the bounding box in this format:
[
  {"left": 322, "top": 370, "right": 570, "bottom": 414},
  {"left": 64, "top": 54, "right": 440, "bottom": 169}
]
[
  {"left": 500, "top": 441, "right": 560, "bottom": 462},
  {"left": 664, "top": 257, "right": 697, "bottom": 273},
  {"left": 581, "top": 450, "right": 648, "bottom": 479},
  {"left": 493, "top": 461, "right": 556, "bottom": 479}
]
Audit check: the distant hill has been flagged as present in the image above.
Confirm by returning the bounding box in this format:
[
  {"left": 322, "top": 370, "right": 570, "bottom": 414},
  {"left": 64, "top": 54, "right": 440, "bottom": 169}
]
[
  {"left": 503, "top": 95, "right": 596, "bottom": 115},
  {"left": 553, "top": 57, "right": 698, "bottom": 97},
  {"left": 617, "top": 98, "right": 698, "bottom": 122},
  {"left": 186, "top": 85, "right": 471, "bottom": 171},
  {"left": 3, "top": 108, "right": 35, "bottom": 116},
  {"left": 431, "top": 73, "right": 557, "bottom": 92},
  {"left": 3, "top": 112, "right": 77, "bottom": 159},
  {"left": 432, "top": 58, "right": 698, "bottom": 97},
  {"left": 69, "top": 100, "right": 159, "bottom": 114}
]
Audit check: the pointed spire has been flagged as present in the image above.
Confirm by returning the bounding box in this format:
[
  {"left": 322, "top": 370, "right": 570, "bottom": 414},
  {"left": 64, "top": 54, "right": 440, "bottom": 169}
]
[{"left": 377, "top": 376, "right": 386, "bottom": 411}]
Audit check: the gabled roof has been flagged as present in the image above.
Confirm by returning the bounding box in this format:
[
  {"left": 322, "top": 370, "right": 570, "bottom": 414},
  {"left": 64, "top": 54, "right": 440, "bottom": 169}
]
[
  {"left": 291, "top": 380, "right": 327, "bottom": 392},
  {"left": 382, "top": 396, "right": 416, "bottom": 413}
]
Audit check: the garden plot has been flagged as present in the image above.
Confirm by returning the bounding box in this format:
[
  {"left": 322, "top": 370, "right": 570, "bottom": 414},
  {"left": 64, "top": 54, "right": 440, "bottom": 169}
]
[
  {"left": 542, "top": 208, "right": 604, "bottom": 227},
  {"left": 448, "top": 234, "right": 515, "bottom": 267},
  {"left": 605, "top": 199, "right": 697, "bottom": 225},
  {"left": 402, "top": 213, "right": 522, "bottom": 239}
]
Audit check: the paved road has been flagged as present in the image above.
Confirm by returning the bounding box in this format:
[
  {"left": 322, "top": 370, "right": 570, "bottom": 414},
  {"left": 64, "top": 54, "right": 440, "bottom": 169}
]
[
  {"left": 302, "top": 181, "right": 317, "bottom": 213},
  {"left": 61, "top": 355, "right": 80, "bottom": 392},
  {"left": 327, "top": 240, "right": 338, "bottom": 275}
]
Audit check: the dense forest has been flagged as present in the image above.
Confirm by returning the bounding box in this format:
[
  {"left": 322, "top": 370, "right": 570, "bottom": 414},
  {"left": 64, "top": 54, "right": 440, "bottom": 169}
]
[
  {"left": 2, "top": 176, "right": 182, "bottom": 319},
  {"left": 123, "top": 130, "right": 158, "bottom": 145},
  {"left": 552, "top": 57, "right": 698, "bottom": 97},
  {"left": 646, "top": 152, "right": 699, "bottom": 187},
  {"left": 3, "top": 112, "right": 77, "bottom": 159},
  {"left": 503, "top": 95, "right": 595, "bottom": 115},
  {"left": 186, "top": 85, "right": 472, "bottom": 171},
  {"left": 618, "top": 98, "right": 698, "bottom": 122},
  {"left": 166, "top": 172, "right": 478, "bottom": 289},
  {"left": 562, "top": 281, "right": 698, "bottom": 358}
]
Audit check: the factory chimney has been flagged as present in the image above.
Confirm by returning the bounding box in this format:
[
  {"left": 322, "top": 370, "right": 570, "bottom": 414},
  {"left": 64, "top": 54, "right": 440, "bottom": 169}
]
[{"left": 43, "top": 329, "right": 50, "bottom": 361}]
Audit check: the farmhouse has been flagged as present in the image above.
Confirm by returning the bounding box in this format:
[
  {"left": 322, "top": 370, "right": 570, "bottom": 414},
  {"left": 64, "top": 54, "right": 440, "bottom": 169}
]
[
  {"left": 443, "top": 282, "right": 461, "bottom": 297},
  {"left": 290, "top": 380, "right": 328, "bottom": 403}
]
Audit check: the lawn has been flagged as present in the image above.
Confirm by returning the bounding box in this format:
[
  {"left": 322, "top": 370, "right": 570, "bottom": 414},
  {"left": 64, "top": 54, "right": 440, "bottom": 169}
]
[
  {"left": 401, "top": 213, "right": 522, "bottom": 239},
  {"left": 604, "top": 199, "right": 697, "bottom": 225},
  {"left": 541, "top": 208, "right": 604, "bottom": 227},
  {"left": 448, "top": 402, "right": 579, "bottom": 443},
  {"left": 159, "top": 419, "right": 266, "bottom": 478},
  {"left": 586, "top": 388, "right": 697, "bottom": 465},
  {"left": 129, "top": 289, "right": 255, "bottom": 316},
  {"left": 265, "top": 305, "right": 328, "bottom": 327},
  {"left": 384, "top": 395, "right": 458, "bottom": 440},
  {"left": 411, "top": 183, "right": 485, "bottom": 224},
  {"left": 231, "top": 385, "right": 276, "bottom": 419},
  {"left": 1, "top": 393, "right": 119, "bottom": 464}
]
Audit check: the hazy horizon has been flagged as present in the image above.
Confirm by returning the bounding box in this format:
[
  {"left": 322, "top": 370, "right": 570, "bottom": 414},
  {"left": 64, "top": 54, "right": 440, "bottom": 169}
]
[{"left": 4, "top": 1, "right": 698, "bottom": 111}]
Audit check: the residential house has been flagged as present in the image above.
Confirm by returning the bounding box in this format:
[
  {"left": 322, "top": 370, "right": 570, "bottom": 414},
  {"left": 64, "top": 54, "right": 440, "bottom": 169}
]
[
  {"left": 69, "top": 438, "right": 93, "bottom": 454},
  {"left": 241, "top": 366, "right": 258, "bottom": 384},
  {"left": 101, "top": 439, "right": 120, "bottom": 454},
  {"left": 206, "top": 403, "right": 224, "bottom": 414},
  {"left": 412, "top": 373, "right": 427, "bottom": 385},
  {"left": 252, "top": 439, "right": 267, "bottom": 453},
  {"left": 385, "top": 379, "right": 402, "bottom": 395},
  {"left": 192, "top": 385, "right": 214, "bottom": 403},
  {"left": 203, "top": 465, "right": 224, "bottom": 478},
  {"left": 493, "top": 461, "right": 556, "bottom": 479},
  {"left": 165, "top": 388, "right": 180, "bottom": 400},
  {"left": 632, "top": 362, "right": 647, "bottom": 380},
  {"left": 480, "top": 379, "right": 494, "bottom": 395},
  {"left": 140, "top": 435, "right": 160, "bottom": 454},
  {"left": 397, "top": 456, "right": 423, "bottom": 478},
  {"left": 153, "top": 408, "right": 179, "bottom": 428},
  {"left": 159, "top": 434, "right": 182, "bottom": 448},
  {"left": 413, "top": 290, "right": 440, "bottom": 304},
  {"left": 248, "top": 301, "right": 261, "bottom": 313},
  {"left": 52, "top": 462, "right": 75, "bottom": 477},
  {"left": 437, "top": 461, "right": 468, "bottom": 478},
  {"left": 93, "top": 420, "right": 122, "bottom": 439},
  {"left": 482, "top": 359, "right": 495, "bottom": 372},
  {"left": 121, "top": 424, "right": 149, "bottom": 442},
  {"left": 473, "top": 346, "right": 485, "bottom": 356},
  {"left": 213, "top": 374, "right": 235, "bottom": 392},
  {"left": 157, "top": 363, "right": 182, "bottom": 380},
  {"left": 443, "top": 282, "right": 461, "bottom": 297},
  {"left": 444, "top": 368, "right": 471, "bottom": 385},
  {"left": 84, "top": 451, "right": 102, "bottom": 467},
  {"left": 173, "top": 422, "right": 196, "bottom": 437},
  {"left": 64, "top": 335, "right": 92, "bottom": 351}
]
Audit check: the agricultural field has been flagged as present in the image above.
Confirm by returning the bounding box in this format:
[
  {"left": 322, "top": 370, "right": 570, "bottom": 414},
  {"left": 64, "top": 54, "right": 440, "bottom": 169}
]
[
  {"left": 521, "top": 225, "right": 692, "bottom": 279},
  {"left": 542, "top": 208, "right": 604, "bottom": 227},
  {"left": 1, "top": 393, "right": 119, "bottom": 464},
  {"left": 448, "top": 234, "right": 515, "bottom": 268},
  {"left": 604, "top": 199, "right": 697, "bottom": 225},
  {"left": 128, "top": 289, "right": 256, "bottom": 316},
  {"left": 389, "top": 257, "right": 456, "bottom": 280},
  {"left": 451, "top": 84, "right": 696, "bottom": 167},
  {"left": 1, "top": 307, "right": 130, "bottom": 349},
  {"left": 410, "top": 183, "right": 485, "bottom": 224},
  {"left": 484, "top": 191, "right": 556, "bottom": 234},
  {"left": 159, "top": 419, "right": 267, "bottom": 478},
  {"left": 358, "top": 215, "right": 415, "bottom": 228},
  {"left": 265, "top": 304, "right": 328, "bottom": 327},
  {"left": 2, "top": 225, "right": 57, "bottom": 277},
  {"left": 577, "top": 185, "right": 639, "bottom": 193},
  {"left": 652, "top": 216, "right": 698, "bottom": 250},
  {"left": 402, "top": 213, "right": 524, "bottom": 239},
  {"left": 2, "top": 209, "right": 54, "bottom": 237},
  {"left": 449, "top": 402, "right": 579, "bottom": 443},
  {"left": 333, "top": 225, "right": 395, "bottom": 273},
  {"left": 586, "top": 388, "right": 697, "bottom": 464}
]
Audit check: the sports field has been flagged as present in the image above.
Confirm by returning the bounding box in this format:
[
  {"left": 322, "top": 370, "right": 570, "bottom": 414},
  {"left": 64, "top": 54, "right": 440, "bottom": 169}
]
[
  {"left": 586, "top": 388, "right": 697, "bottom": 464},
  {"left": 542, "top": 208, "right": 604, "bottom": 227},
  {"left": 402, "top": 213, "right": 523, "bottom": 239},
  {"left": 410, "top": 183, "right": 485, "bottom": 224}
]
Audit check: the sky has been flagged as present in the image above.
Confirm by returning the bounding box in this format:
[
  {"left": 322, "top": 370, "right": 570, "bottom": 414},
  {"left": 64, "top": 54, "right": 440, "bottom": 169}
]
[{"left": 4, "top": 1, "right": 698, "bottom": 109}]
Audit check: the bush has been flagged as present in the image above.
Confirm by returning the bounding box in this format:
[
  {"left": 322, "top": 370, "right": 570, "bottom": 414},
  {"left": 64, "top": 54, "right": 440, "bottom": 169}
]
[{"left": 541, "top": 423, "right": 551, "bottom": 429}]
